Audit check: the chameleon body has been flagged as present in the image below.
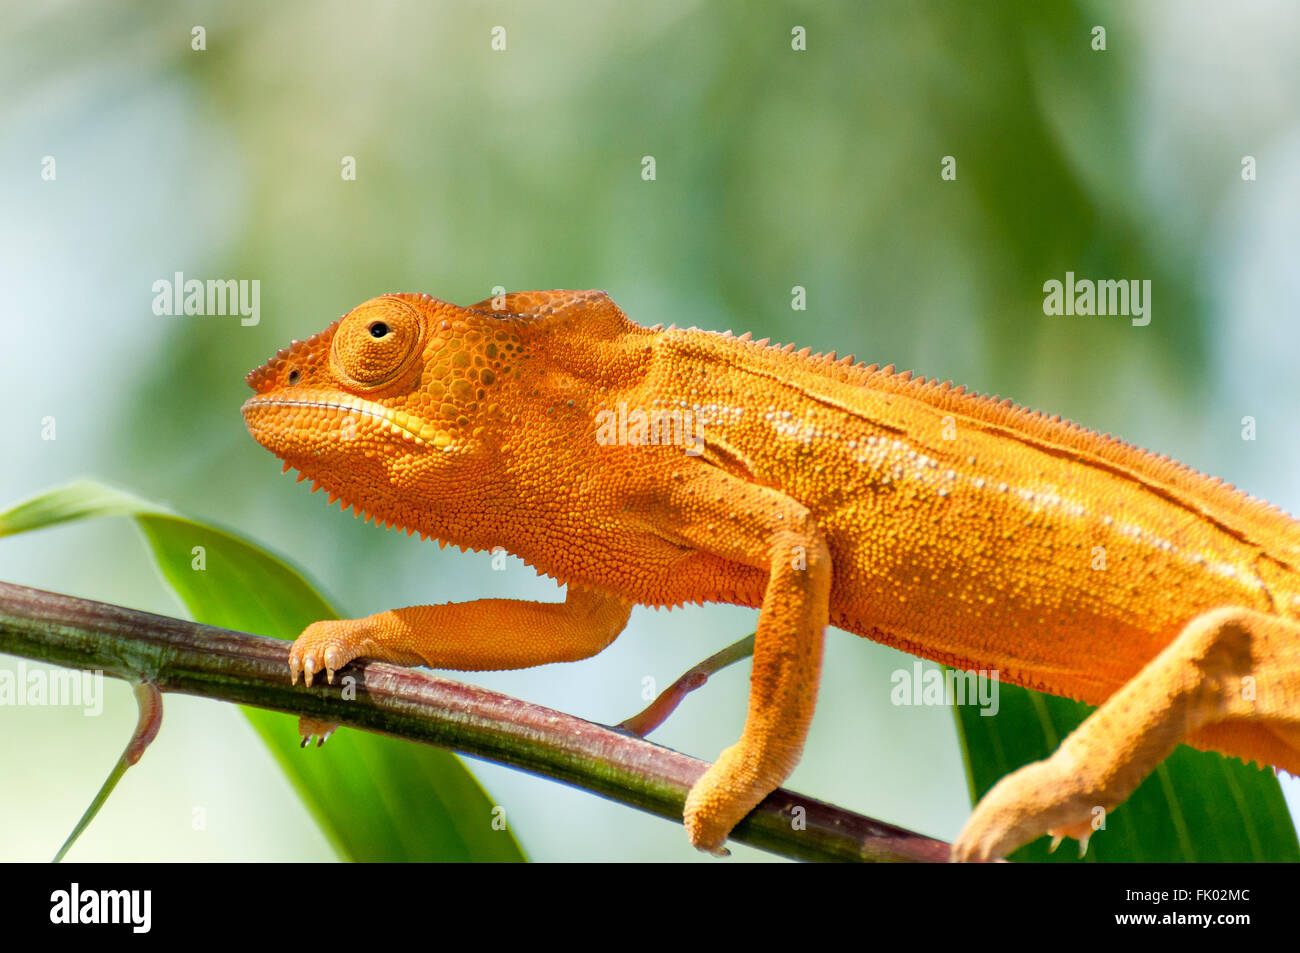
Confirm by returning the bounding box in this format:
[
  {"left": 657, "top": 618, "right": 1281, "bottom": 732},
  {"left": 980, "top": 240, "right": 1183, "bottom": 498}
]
[{"left": 242, "top": 290, "right": 1300, "bottom": 860}]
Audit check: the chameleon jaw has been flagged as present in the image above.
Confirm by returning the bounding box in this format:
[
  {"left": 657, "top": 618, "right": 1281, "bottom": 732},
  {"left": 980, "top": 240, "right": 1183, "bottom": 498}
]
[{"left": 241, "top": 394, "right": 455, "bottom": 449}]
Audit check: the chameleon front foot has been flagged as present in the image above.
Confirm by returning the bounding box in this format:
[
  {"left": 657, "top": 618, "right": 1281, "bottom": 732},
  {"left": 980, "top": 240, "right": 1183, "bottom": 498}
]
[
  {"left": 298, "top": 715, "right": 337, "bottom": 747},
  {"left": 288, "top": 619, "right": 372, "bottom": 686}
]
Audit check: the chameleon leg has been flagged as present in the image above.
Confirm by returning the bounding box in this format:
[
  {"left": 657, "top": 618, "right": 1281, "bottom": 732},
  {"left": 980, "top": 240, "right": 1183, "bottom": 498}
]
[
  {"left": 951, "top": 607, "right": 1300, "bottom": 862},
  {"left": 288, "top": 585, "right": 633, "bottom": 686},
  {"left": 660, "top": 469, "right": 832, "bottom": 854}
]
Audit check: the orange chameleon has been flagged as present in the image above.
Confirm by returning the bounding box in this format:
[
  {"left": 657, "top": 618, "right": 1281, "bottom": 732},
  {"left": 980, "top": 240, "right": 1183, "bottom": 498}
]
[{"left": 242, "top": 289, "right": 1300, "bottom": 861}]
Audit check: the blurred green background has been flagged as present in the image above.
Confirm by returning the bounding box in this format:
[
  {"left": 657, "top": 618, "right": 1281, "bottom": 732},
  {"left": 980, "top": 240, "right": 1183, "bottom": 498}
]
[{"left": 2, "top": 0, "right": 1298, "bottom": 861}]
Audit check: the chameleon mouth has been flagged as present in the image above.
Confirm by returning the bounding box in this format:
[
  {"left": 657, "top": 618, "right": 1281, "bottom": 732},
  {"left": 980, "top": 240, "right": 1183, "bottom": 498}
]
[{"left": 241, "top": 394, "right": 441, "bottom": 446}]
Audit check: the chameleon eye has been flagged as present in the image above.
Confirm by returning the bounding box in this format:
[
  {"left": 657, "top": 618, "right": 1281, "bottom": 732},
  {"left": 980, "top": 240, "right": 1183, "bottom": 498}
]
[{"left": 331, "top": 297, "right": 424, "bottom": 387}]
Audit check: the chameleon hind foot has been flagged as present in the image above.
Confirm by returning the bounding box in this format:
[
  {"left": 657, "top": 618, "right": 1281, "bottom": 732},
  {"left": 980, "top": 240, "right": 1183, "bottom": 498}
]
[
  {"left": 950, "top": 757, "right": 1097, "bottom": 862},
  {"left": 952, "top": 606, "right": 1300, "bottom": 862},
  {"left": 1047, "top": 818, "right": 1098, "bottom": 857}
]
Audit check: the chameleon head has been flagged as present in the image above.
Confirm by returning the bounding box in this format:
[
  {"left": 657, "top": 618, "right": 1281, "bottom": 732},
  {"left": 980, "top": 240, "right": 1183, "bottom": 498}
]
[{"left": 241, "top": 293, "right": 517, "bottom": 535}]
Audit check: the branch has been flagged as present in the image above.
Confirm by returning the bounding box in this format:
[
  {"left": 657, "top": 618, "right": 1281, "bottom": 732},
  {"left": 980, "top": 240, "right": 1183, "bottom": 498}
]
[
  {"left": 619, "top": 632, "right": 755, "bottom": 736},
  {"left": 53, "top": 680, "right": 162, "bottom": 862},
  {"left": 0, "top": 580, "right": 952, "bottom": 863}
]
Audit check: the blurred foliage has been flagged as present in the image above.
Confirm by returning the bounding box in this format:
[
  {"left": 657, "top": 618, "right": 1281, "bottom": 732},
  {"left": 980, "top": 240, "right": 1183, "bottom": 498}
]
[{"left": 3, "top": 1, "right": 1210, "bottom": 496}]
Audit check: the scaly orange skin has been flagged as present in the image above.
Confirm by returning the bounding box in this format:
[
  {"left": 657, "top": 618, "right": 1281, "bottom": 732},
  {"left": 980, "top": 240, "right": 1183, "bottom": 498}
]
[{"left": 243, "top": 290, "right": 1300, "bottom": 860}]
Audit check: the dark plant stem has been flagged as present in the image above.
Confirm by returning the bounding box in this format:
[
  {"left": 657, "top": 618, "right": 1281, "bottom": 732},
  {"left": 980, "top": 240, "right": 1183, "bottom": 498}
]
[{"left": 0, "top": 580, "right": 953, "bottom": 863}]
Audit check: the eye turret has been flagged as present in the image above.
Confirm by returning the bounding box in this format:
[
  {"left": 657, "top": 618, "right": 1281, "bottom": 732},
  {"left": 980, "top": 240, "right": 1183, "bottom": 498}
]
[{"left": 331, "top": 297, "right": 424, "bottom": 387}]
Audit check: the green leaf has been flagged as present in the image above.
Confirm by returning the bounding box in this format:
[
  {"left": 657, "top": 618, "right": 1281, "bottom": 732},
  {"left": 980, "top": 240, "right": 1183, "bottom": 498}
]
[
  {"left": 954, "top": 677, "right": 1300, "bottom": 861},
  {"left": 0, "top": 480, "right": 168, "bottom": 535},
  {"left": 1, "top": 480, "right": 525, "bottom": 862}
]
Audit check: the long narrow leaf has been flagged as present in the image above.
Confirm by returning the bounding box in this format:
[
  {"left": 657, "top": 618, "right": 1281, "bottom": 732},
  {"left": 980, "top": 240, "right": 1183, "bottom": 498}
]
[{"left": 0, "top": 480, "right": 525, "bottom": 862}]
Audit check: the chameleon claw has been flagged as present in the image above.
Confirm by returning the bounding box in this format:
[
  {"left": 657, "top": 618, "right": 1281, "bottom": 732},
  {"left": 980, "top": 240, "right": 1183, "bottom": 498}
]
[
  {"left": 324, "top": 647, "right": 343, "bottom": 683},
  {"left": 298, "top": 716, "right": 337, "bottom": 747},
  {"left": 1044, "top": 817, "right": 1096, "bottom": 858}
]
